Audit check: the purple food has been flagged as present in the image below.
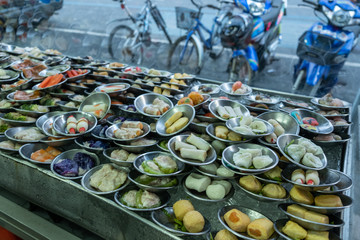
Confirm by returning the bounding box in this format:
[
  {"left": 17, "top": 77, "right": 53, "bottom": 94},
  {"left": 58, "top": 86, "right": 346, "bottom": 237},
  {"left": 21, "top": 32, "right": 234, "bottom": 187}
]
[
  {"left": 54, "top": 158, "right": 79, "bottom": 177},
  {"left": 84, "top": 140, "right": 110, "bottom": 149},
  {"left": 113, "top": 116, "right": 126, "bottom": 124},
  {"left": 73, "top": 152, "right": 94, "bottom": 175},
  {"left": 99, "top": 125, "right": 108, "bottom": 137},
  {"left": 126, "top": 105, "right": 136, "bottom": 112}
]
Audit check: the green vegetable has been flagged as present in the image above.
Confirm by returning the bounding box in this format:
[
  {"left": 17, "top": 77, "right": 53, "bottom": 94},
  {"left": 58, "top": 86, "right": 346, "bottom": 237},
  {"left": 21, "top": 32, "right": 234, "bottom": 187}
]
[
  {"left": 142, "top": 161, "right": 163, "bottom": 175},
  {"left": 159, "top": 140, "right": 168, "bottom": 150},
  {"left": 4, "top": 112, "right": 27, "bottom": 121},
  {"left": 284, "top": 139, "right": 295, "bottom": 155},
  {"left": 162, "top": 209, "right": 187, "bottom": 232},
  {"left": 0, "top": 124, "right": 10, "bottom": 133},
  {"left": 135, "top": 189, "right": 144, "bottom": 208}
]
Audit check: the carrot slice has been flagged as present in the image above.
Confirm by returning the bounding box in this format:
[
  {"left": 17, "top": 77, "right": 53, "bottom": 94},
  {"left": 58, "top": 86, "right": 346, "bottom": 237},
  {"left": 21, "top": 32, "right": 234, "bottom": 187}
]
[
  {"left": 46, "top": 74, "right": 63, "bottom": 87},
  {"left": 39, "top": 75, "right": 54, "bottom": 88}
]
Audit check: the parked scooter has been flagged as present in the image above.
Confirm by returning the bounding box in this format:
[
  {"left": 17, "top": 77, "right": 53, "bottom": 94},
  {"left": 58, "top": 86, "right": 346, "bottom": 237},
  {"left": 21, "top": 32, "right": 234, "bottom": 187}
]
[
  {"left": 221, "top": 0, "right": 285, "bottom": 84},
  {"left": 292, "top": 0, "right": 360, "bottom": 97}
]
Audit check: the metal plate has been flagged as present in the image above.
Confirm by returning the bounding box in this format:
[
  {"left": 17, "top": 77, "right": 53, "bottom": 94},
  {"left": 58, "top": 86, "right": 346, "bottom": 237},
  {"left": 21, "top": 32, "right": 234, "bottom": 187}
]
[
  {"left": 19, "top": 143, "right": 57, "bottom": 165},
  {"left": 206, "top": 122, "right": 250, "bottom": 143},
  {"left": 128, "top": 170, "right": 179, "bottom": 193},
  {"left": 105, "top": 121, "right": 150, "bottom": 142},
  {"left": 102, "top": 147, "right": 134, "bottom": 167},
  {"left": 290, "top": 109, "right": 334, "bottom": 135},
  {"left": 226, "top": 117, "right": 274, "bottom": 139},
  {"left": 209, "top": 99, "right": 249, "bottom": 121},
  {"left": 5, "top": 127, "right": 45, "bottom": 143},
  {"left": 53, "top": 111, "right": 98, "bottom": 137},
  {"left": 134, "top": 93, "right": 173, "bottom": 118},
  {"left": 311, "top": 97, "right": 351, "bottom": 110},
  {"left": 78, "top": 92, "right": 111, "bottom": 120},
  {"left": 296, "top": 194, "right": 353, "bottom": 214},
  {"left": 220, "top": 82, "right": 252, "bottom": 96}
]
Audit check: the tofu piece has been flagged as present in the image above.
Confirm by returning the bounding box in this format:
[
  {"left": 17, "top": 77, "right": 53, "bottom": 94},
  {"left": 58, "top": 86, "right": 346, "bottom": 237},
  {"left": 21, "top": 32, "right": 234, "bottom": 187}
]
[
  {"left": 305, "top": 230, "right": 329, "bottom": 240},
  {"left": 304, "top": 211, "right": 329, "bottom": 224},
  {"left": 287, "top": 204, "right": 308, "bottom": 219}
]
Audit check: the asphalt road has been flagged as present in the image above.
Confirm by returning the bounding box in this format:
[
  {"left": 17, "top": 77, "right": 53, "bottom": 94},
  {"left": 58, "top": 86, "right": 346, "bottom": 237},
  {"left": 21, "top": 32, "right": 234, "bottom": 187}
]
[{"left": 6, "top": 0, "right": 360, "bottom": 102}]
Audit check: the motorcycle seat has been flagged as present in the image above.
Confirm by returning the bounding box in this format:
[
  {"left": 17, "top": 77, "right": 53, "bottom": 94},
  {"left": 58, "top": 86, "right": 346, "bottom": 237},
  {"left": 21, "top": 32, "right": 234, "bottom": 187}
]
[
  {"left": 344, "top": 25, "right": 360, "bottom": 38},
  {"left": 260, "top": 0, "right": 282, "bottom": 28}
]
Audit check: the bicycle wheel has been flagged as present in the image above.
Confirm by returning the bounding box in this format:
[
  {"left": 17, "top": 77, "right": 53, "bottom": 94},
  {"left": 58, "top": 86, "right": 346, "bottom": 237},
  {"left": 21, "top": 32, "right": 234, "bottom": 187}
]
[
  {"left": 108, "top": 25, "right": 143, "bottom": 64},
  {"left": 167, "top": 35, "right": 201, "bottom": 74},
  {"left": 229, "top": 55, "right": 252, "bottom": 85}
]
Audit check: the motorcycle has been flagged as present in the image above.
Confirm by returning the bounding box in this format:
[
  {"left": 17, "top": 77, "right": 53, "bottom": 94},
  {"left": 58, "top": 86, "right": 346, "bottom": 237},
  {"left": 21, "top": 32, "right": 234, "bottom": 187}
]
[
  {"left": 222, "top": 0, "right": 285, "bottom": 84},
  {"left": 292, "top": 0, "right": 360, "bottom": 97}
]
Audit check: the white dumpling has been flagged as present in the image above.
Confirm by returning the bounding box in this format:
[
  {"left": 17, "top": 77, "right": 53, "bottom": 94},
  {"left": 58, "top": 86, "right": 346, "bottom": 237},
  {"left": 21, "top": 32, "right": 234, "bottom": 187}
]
[
  {"left": 233, "top": 152, "right": 252, "bottom": 168},
  {"left": 234, "top": 125, "right": 254, "bottom": 135},
  {"left": 298, "top": 138, "right": 324, "bottom": 155},
  {"left": 287, "top": 144, "right": 306, "bottom": 163},
  {"left": 253, "top": 155, "right": 273, "bottom": 169},
  {"left": 302, "top": 153, "right": 323, "bottom": 168},
  {"left": 199, "top": 163, "right": 218, "bottom": 175},
  {"left": 238, "top": 148, "right": 262, "bottom": 158},
  {"left": 250, "top": 120, "right": 267, "bottom": 133},
  {"left": 240, "top": 115, "right": 253, "bottom": 126}
]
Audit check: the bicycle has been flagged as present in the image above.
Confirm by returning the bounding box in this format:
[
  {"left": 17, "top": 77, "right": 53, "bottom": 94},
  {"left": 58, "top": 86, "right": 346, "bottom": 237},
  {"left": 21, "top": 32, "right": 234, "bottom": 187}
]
[
  {"left": 167, "top": 0, "right": 234, "bottom": 74},
  {"left": 108, "top": 0, "right": 172, "bottom": 65}
]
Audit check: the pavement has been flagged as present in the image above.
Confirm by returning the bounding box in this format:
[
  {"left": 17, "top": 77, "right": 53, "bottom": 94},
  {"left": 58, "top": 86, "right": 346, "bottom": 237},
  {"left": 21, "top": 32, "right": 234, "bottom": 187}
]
[{"left": 2, "top": 0, "right": 360, "bottom": 102}]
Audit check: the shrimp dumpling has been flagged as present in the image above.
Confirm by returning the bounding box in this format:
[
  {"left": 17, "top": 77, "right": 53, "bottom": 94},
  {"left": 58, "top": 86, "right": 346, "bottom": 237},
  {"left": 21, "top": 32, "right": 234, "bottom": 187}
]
[
  {"left": 298, "top": 138, "right": 323, "bottom": 155},
  {"left": 302, "top": 153, "right": 323, "bottom": 168},
  {"left": 233, "top": 152, "right": 253, "bottom": 168},
  {"left": 287, "top": 144, "right": 306, "bottom": 163}
]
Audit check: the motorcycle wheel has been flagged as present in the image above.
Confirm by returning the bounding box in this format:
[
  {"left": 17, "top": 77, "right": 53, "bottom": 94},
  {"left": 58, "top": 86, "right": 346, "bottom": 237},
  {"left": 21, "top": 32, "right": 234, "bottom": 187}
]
[{"left": 229, "top": 55, "right": 252, "bottom": 85}]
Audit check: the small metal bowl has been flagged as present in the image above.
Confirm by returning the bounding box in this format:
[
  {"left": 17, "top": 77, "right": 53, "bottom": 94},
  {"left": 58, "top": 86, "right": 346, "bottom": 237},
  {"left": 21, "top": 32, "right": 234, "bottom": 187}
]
[
  {"left": 7, "top": 90, "right": 43, "bottom": 103},
  {"left": 222, "top": 143, "right": 279, "bottom": 174},
  {"left": 237, "top": 179, "right": 290, "bottom": 202},
  {"left": 206, "top": 123, "right": 250, "bottom": 143},
  {"left": 194, "top": 163, "right": 236, "bottom": 180},
  {"left": 0, "top": 135, "right": 22, "bottom": 152},
  {"left": 151, "top": 207, "right": 211, "bottom": 236},
  {"left": 65, "top": 83, "right": 89, "bottom": 93},
  {"left": 102, "top": 147, "right": 134, "bottom": 167},
  {"left": 50, "top": 89, "right": 75, "bottom": 99},
  {"left": 53, "top": 111, "right": 97, "bottom": 137},
  {"left": 114, "top": 186, "right": 170, "bottom": 211},
  {"left": 5, "top": 127, "right": 45, "bottom": 143},
  {"left": 0, "top": 69, "right": 20, "bottom": 83},
  {"left": 311, "top": 97, "right": 351, "bottom": 110},
  {"left": 218, "top": 205, "right": 278, "bottom": 240},
  {"left": 40, "top": 136, "right": 77, "bottom": 147},
  {"left": 247, "top": 94, "right": 280, "bottom": 105},
  {"left": 195, "top": 114, "right": 219, "bottom": 123},
  {"left": 32, "top": 78, "right": 68, "bottom": 92},
  {"left": 257, "top": 111, "right": 300, "bottom": 147},
  {"left": 156, "top": 139, "right": 170, "bottom": 152},
  {"left": 278, "top": 203, "right": 344, "bottom": 231},
  {"left": 118, "top": 104, "right": 139, "bottom": 114},
  {"left": 105, "top": 121, "right": 150, "bottom": 142},
  {"left": 282, "top": 99, "right": 314, "bottom": 110},
  {"left": 183, "top": 175, "right": 235, "bottom": 202},
  {"left": 39, "top": 64, "right": 70, "bottom": 77},
  {"left": 296, "top": 194, "right": 353, "bottom": 214},
  {"left": 274, "top": 219, "right": 340, "bottom": 240},
  {"left": 134, "top": 151, "right": 185, "bottom": 177},
  {"left": 315, "top": 170, "right": 352, "bottom": 194},
  {"left": 156, "top": 105, "right": 195, "bottom": 137},
  {"left": 191, "top": 84, "right": 220, "bottom": 95},
  {"left": 282, "top": 164, "right": 340, "bottom": 191},
  {"left": 75, "top": 137, "right": 111, "bottom": 154},
  {"left": 91, "top": 124, "right": 110, "bottom": 140},
  {"left": 81, "top": 164, "right": 130, "bottom": 195},
  {"left": 134, "top": 93, "right": 173, "bottom": 118},
  {"left": 50, "top": 149, "right": 100, "bottom": 180},
  {"left": 123, "top": 66, "right": 149, "bottom": 77},
  {"left": 78, "top": 92, "right": 111, "bottom": 120},
  {"left": 1, "top": 79, "right": 32, "bottom": 92},
  {"left": 94, "top": 83, "right": 130, "bottom": 97},
  {"left": 68, "top": 94, "right": 86, "bottom": 104},
  {"left": 0, "top": 113, "right": 36, "bottom": 127},
  {"left": 57, "top": 101, "right": 78, "bottom": 111},
  {"left": 168, "top": 135, "right": 217, "bottom": 166},
  {"left": 146, "top": 69, "right": 171, "bottom": 78},
  {"left": 42, "top": 116, "right": 63, "bottom": 138},
  {"left": 19, "top": 143, "right": 58, "bottom": 165},
  {"left": 209, "top": 99, "right": 249, "bottom": 121},
  {"left": 66, "top": 70, "right": 90, "bottom": 82},
  {"left": 12, "top": 106, "right": 49, "bottom": 118},
  {"left": 220, "top": 82, "right": 252, "bottom": 96},
  {"left": 226, "top": 117, "right": 274, "bottom": 139},
  {"left": 277, "top": 134, "right": 327, "bottom": 171},
  {"left": 128, "top": 170, "right": 179, "bottom": 192},
  {"left": 290, "top": 109, "right": 334, "bottom": 135},
  {"left": 114, "top": 139, "right": 158, "bottom": 153}
]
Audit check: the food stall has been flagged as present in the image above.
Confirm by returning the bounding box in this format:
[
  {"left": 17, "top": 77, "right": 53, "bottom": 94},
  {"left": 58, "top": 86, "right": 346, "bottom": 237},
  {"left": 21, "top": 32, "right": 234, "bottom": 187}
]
[{"left": 0, "top": 43, "right": 354, "bottom": 240}]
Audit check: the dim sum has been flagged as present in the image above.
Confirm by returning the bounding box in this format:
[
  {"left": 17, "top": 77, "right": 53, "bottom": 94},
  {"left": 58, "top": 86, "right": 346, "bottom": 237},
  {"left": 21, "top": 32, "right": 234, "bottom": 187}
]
[{"left": 287, "top": 144, "right": 306, "bottom": 163}]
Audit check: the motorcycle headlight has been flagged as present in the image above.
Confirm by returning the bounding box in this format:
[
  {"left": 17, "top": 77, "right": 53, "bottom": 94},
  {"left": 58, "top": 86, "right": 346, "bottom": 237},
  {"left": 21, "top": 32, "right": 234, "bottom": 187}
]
[
  {"left": 322, "top": 5, "right": 355, "bottom": 27},
  {"left": 248, "top": 0, "right": 265, "bottom": 16}
]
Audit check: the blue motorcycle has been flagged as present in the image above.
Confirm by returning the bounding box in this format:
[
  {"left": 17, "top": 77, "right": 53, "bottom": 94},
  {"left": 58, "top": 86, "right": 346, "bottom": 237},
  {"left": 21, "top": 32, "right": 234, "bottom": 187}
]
[
  {"left": 292, "top": 0, "right": 360, "bottom": 97},
  {"left": 221, "top": 0, "right": 285, "bottom": 84}
]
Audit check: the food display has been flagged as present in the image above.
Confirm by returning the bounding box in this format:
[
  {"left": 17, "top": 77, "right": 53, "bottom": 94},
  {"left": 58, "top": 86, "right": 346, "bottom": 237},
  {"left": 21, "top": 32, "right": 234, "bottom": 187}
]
[
  {"left": 89, "top": 164, "right": 127, "bottom": 192},
  {"left": 31, "top": 146, "right": 62, "bottom": 163},
  {"left": 53, "top": 152, "right": 95, "bottom": 177},
  {"left": 0, "top": 45, "right": 353, "bottom": 240},
  {"left": 140, "top": 154, "right": 178, "bottom": 175}
]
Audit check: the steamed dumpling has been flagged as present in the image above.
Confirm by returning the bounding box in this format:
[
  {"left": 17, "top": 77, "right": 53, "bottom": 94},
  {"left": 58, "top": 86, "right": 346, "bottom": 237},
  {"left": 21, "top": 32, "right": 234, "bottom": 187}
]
[
  {"left": 234, "top": 125, "right": 253, "bottom": 135},
  {"left": 250, "top": 120, "right": 267, "bottom": 133},
  {"left": 287, "top": 144, "right": 306, "bottom": 162},
  {"left": 302, "top": 153, "right": 322, "bottom": 168},
  {"left": 240, "top": 115, "right": 253, "bottom": 126},
  {"left": 253, "top": 155, "right": 273, "bottom": 169},
  {"left": 238, "top": 148, "right": 262, "bottom": 158},
  {"left": 298, "top": 138, "right": 323, "bottom": 155},
  {"left": 233, "top": 152, "right": 252, "bottom": 168}
]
